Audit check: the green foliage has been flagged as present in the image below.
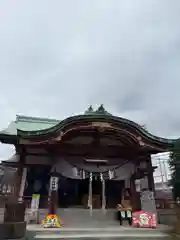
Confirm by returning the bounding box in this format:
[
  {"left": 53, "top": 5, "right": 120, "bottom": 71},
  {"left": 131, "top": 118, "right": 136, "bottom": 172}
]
[{"left": 169, "top": 138, "right": 180, "bottom": 199}]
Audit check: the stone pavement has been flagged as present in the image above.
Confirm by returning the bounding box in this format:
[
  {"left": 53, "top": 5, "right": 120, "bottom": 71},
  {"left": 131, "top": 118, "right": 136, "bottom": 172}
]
[{"left": 26, "top": 225, "right": 171, "bottom": 239}]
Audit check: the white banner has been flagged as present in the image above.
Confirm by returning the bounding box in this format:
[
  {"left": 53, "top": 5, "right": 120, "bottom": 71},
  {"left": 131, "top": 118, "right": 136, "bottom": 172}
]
[
  {"left": 30, "top": 194, "right": 40, "bottom": 211},
  {"left": 29, "top": 193, "right": 40, "bottom": 222},
  {"left": 50, "top": 177, "right": 59, "bottom": 191}
]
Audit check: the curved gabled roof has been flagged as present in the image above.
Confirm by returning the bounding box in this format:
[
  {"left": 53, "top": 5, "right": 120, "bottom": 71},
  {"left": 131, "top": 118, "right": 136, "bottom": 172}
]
[
  {"left": 15, "top": 105, "right": 175, "bottom": 149},
  {"left": 0, "top": 105, "right": 176, "bottom": 149}
]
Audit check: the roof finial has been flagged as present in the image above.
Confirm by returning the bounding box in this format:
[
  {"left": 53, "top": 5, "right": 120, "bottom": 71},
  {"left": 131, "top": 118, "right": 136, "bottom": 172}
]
[
  {"left": 84, "top": 104, "right": 112, "bottom": 115},
  {"left": 97, "top": 104, "right": 105, "bottom": 113},
  {"left": 84, "top": 105, "right": 94, "bottom": 115},
  {"left": 96, "top": 104, "right": 111, "bottom": 115}
]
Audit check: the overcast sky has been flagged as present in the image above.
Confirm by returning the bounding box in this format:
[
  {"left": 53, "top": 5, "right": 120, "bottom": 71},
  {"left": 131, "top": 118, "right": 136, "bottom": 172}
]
[{"left": 0, "top": 0, "right": 180, "bottom": 159}]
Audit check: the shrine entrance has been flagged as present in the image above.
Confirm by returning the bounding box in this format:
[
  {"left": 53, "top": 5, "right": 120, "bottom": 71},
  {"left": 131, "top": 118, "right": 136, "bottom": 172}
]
[
  {"left": 57, "top": 177, "right": 101, "bottom": 208},
  {"left": 78, "top": 177, "right": 103, "bottom": 209},
  {"left": 0, "top": 105, "right": 173, "bottom": 216},
  {"left": 57, "top": 175, "right": 124, "bottom": 209}
]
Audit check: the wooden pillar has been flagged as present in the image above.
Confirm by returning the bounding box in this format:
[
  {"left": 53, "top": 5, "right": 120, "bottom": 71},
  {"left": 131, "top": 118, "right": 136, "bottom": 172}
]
[
  {"left": 146, "top": 156, "right": 155, "bottom": 193},
  {"left": 48, "top": 151, "right": 59, "bottom": 215},
  {"left": 130, "top": 176, "right": 138, "bottom": 211},
  {"left": 48, "top": 172, "right": 59, "bottom": 214}
]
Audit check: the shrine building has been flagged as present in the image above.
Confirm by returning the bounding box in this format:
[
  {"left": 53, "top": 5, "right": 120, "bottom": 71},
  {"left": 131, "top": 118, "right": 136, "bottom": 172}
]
[{"left": 0, "top": 105, "right": 174, "bottom": 212}]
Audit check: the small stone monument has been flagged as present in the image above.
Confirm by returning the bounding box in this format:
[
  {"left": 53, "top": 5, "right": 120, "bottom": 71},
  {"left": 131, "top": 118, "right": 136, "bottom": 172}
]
[{"left": 1, "top": 200, "right": 26, "bottom": 239}]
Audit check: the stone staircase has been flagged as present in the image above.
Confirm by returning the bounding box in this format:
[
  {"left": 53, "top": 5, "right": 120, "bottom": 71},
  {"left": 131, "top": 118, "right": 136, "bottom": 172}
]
[
  {"left": 27, "top": 208, "right": 120, "bottom": 227},
  {"left": 0, "top": 207, "right": 120, "bottom": 227},
  {"left": 57, "top": 208, "right": 120, "bottom": 227},
  {"left": 0, "top": 208, "right": 171, "bottom": 239},
  {"left": 26, "top": 209, "right": 171, "bottom": 239},
  {"left": 27, "top": 225, "right": 170, "bottom": 239}
]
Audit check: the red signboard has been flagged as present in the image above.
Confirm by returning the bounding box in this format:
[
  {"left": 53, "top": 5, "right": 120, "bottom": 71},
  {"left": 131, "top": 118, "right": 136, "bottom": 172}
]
[{"left": 132, "top": 210, "right": 157, "bottom": 228}]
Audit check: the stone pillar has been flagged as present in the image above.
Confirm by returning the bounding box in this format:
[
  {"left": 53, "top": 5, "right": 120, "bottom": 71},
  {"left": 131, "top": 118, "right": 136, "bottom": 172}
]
[
  {"left": 14, "top": 167, "right": 23, "bottom": 198},
  {"left": 18, "top": 167, "right": 27, "bottom": 201},
  {"left": 14, "top": 151, "right": 25, "bottom": 200},
  {"left": 140, "top": 156, "right": 157, "bottom": 216},
  {"left": 140, "top": 176, "right": 149, "bottom": 191}
]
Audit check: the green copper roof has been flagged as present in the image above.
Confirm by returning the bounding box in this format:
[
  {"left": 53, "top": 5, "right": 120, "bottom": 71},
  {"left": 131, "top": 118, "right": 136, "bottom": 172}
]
[
  {"left": 0, "top": 105, "right": 176, "bottom": 148},
  {"left": 0, "top": 115, "right": 60, "bottom": 136},
  {"left": 1, "top": 105, "right": 112, "bottom": 136}
]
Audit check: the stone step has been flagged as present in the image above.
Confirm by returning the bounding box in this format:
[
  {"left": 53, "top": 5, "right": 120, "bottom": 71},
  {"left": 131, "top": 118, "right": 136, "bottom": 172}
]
[
  {"left": 56, "top": 209, "right": 119, "bottom": 227},
  {"left": 27, "top": 209, "right": 120, "bottom": 227},
  {"left": 27, "top": 226, "right": 170, "bottom": 239},
  {"left": 33, "top": 232, "right": 169, "bottom": 239}
]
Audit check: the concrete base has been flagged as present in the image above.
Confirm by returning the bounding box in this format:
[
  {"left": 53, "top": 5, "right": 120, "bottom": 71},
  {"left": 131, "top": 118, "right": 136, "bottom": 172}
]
[{"left": 0, "top": 221, "right": 26, "bottom": 239}]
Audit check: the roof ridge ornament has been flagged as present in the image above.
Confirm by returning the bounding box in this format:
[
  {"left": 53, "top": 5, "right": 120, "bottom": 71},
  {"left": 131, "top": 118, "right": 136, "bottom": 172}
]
[
  {"left": 96, "top": 104, "right": 111, "bottom": 115},
  {"left": 96, "top": 104, "right": 105, "bottom": 113},
  {"left": 84, "top": 105, "right": 94, "bottom": 115},
  {"left": 84, "top": 104, "right": 112, "bottom": 116}
]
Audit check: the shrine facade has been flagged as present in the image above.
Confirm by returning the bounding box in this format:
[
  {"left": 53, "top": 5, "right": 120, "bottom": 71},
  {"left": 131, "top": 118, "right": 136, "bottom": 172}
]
[{"left": 0, "top": 105, "right": 174, "bottom": 213}]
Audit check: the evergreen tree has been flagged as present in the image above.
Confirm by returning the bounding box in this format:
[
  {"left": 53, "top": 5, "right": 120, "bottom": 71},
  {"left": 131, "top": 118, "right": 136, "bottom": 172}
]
[{"left": 169, "top": 138, "right": 180, "bottom": 200}]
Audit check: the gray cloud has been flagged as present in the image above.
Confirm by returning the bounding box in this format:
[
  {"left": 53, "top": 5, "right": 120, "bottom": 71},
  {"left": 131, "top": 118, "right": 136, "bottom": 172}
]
[{"left": 0, "top": 0, "right": 180, "bottom": 159}]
